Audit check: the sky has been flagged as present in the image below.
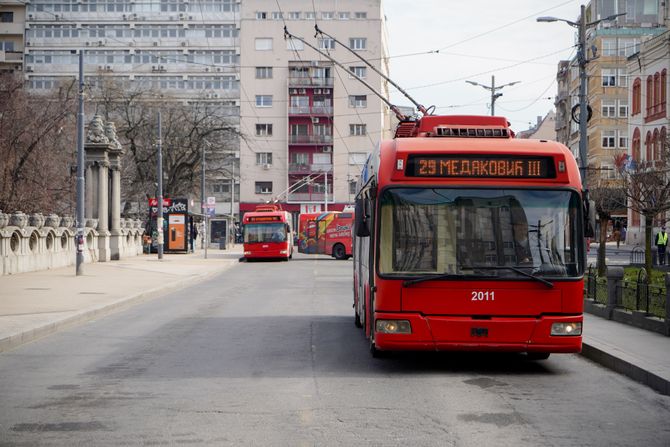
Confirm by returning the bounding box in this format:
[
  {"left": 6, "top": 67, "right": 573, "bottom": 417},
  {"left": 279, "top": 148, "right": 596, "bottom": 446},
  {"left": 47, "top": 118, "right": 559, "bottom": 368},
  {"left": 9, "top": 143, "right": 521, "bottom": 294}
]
[{"left": 382, "top": 0, "right": 583, "bottom": 132}]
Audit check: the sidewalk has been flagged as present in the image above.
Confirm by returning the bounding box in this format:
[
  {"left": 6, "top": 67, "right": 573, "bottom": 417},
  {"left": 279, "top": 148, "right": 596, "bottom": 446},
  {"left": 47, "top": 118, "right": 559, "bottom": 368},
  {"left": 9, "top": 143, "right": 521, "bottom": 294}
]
[
  {"left": 0, "top": 244, "right": 243, "bottom": 353},
  {"left": 0, "top": 247, "right": 668, "bottom": 395}
]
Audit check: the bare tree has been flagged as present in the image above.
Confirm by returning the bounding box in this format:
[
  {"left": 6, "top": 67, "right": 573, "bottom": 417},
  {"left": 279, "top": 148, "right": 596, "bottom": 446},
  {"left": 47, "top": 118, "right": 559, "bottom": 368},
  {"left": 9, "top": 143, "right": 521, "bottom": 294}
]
[
  {"left": 616, "top": 142, "right": 670, "bottom": 278},
  {"left": 88, "top": 79, "right": 239, "bottom": 218},
  {"left": 588, "top": 167, "right": 627, "bottom": 276},
  {"left": 0, "top": 72, "right": 78, "bottom": 215}
]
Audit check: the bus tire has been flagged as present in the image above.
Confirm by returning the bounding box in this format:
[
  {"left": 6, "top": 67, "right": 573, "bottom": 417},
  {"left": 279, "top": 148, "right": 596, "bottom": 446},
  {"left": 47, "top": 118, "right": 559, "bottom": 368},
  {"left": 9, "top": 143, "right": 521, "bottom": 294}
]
[
  {"left": 333, "top": 243, "right": 347, "bottom": 260},
  {"left": 354, "top": 308, "right": 362, "bottom": 328},
  {"left": 526, "top": 352, "right": 550, "bottom": 361}
]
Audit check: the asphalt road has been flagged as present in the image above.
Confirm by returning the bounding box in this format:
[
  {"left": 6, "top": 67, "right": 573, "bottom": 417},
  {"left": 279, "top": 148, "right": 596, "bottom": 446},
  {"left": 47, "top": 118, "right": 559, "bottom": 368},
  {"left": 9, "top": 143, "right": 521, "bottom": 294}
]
[{"left": 1, "top": 253, "right": 669, "bottom": 446}]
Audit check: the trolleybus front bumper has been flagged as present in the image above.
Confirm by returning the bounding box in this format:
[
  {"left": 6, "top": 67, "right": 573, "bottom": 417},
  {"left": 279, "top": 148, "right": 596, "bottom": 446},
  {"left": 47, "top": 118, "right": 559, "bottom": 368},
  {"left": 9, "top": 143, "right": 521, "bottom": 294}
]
[{"left": 373, "top": 312, "right": 582, "bottom": 353}]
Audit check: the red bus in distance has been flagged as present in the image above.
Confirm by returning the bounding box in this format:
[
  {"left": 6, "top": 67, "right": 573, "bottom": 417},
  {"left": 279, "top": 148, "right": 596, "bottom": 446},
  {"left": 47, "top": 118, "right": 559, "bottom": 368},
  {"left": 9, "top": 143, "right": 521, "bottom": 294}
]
[
  {"left": 298, "top": 210, "right": 354, "bottom": 260},
  {"left": 242, "top": 204, "right": 294, "bottom": 261},
  {"left": 353, "top": 114, "right": 594, "bottom": 359}
]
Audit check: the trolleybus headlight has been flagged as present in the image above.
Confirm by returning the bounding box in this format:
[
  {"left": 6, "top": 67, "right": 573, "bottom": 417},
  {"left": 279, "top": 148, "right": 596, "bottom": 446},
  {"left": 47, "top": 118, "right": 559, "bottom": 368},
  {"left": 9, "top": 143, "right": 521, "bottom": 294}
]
[
  {"left": 375, "top": 320, "right": 411, "bottom": 334},
  {"left": 550, "top": 322, "right": 582, "bottom": 336},
  {"left": 244, "top": 251, "right": 252, "bottom": 255},
  {"left": 280, "top": 249, "right": 288, "bottom": 254}
]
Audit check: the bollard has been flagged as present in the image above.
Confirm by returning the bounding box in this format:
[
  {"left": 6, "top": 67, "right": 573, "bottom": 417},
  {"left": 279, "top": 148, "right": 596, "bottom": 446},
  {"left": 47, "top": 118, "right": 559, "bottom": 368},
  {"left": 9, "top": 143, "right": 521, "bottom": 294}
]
[
  {"left": 665, "top": 273, "right": 670, "bottom": 336},
  {"left": 606, "top": 266, "right": 624, "bottom": 320}
]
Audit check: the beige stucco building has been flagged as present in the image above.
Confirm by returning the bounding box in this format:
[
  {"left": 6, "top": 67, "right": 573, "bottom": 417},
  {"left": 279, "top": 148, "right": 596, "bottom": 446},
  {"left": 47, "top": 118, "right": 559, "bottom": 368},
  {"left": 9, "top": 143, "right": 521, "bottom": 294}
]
[{"left": 0, "top": 0, "right": 25, "bottom": 72}]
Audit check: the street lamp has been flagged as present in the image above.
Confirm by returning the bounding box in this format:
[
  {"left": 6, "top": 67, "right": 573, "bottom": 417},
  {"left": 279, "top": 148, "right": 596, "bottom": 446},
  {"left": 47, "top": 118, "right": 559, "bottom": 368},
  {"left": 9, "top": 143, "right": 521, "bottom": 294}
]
[
  {"left": 465, "top": 75, "right": 520, "bottom": 116},
  {"left": 537, "top": 5, "right": 625, "bottom": 189}
]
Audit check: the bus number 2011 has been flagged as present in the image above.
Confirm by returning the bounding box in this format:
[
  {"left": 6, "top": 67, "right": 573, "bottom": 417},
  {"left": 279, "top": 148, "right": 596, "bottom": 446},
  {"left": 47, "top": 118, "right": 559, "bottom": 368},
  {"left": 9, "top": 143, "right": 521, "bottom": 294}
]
[{"left": 471, "top": 291, "right": 495, "bottom": 301}]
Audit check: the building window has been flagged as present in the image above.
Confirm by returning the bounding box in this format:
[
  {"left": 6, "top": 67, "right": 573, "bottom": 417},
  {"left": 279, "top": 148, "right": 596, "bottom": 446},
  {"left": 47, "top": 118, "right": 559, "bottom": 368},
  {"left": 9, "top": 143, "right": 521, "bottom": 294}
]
[
  {"left": 255, "top": 182, "right": 272, "bottom": 194},
  {"left": 255, "top": 95, "right": 273, "bottom": 107},
  {"left": 349, "top": 66, "right": 366, "bottom": 78},
  {"left": 0, "top": 11, "right": 14, "bottom": 22},
  {"left": 286, "top": 38, "right": 304, "bottom": 51},
  {"left": 632, "top": 128, "right": 641, "bottom": 161},
  {"left": 292, "top": 152, "right": 309, "bottom": 164},
  {"left": 618, "top": 99, "right": 628, "bottom": 118},
  {"left": 632, "top": 78, "right": 641, "bottom": 115},
  {"left": 349, "top": 152, "right": 367, "bottom": 165},
  {"left": 271, "top": 11, "right": 283, "bottom": 20},
  {"left": 350, "top": 124, "right": 367, "bottom": 136},
  {"left": 339, "top": 12, "right": 350, "bottom": 20},
  {"left": 601, "top": 99, "right": 616, "bottom": 118},
  {"left": 256, "top": 152, "right": 273, "bottom": 165},
  {"left": 601, "top": 38, "right": 616, "bottom": 56},
  {"left": 318, "top": 38, "right": 335, "bottom": 50},
  {"left": 255, "top": 67, "right": 273, "bottom": 79},
  {"left": 349, "top": 38, "right": 366, "bottom": 50},
  {"left": 288, "top": 11, "right": 300, "bottom": 19},
  {"left": 305, "top": 11, "right": 315, "bottom": 20},
  {"left": 647, "top": 75, "right": 654, "bottom": 115},
  {"left": 321, "top": 11, "right": 334, "bottom": 19},
  {"left": 255, "top": 124, "right": 273, "bottom": 136},
  {"left": 349, "top": 180, "right": 357, "bottom": 194},
  {"left": 602, "top": 130, "right": 616, "bottom": 148},
  {"left": 256, "top": 11, "right": 267, "bottom": 20},
  {"left": 255, "top": 38, "right": 273, "bottom": 51},
  {"left": 602, "top": 68, "right": 616, "bottom": 87},
  {"left": 349, "top": 95, "right": 367, "bottom": 108},
  {"left": 213, "top": 183, "right": 230, "bottom": 193},
  {"left": 0, "top": 41, "right": 14, "bottom": 51},
  {"left": 354, "top": 12, "right": 367, "bottom": 19},
  {"left": 618, "top": 130, "right": 628, "bottom": 149}
]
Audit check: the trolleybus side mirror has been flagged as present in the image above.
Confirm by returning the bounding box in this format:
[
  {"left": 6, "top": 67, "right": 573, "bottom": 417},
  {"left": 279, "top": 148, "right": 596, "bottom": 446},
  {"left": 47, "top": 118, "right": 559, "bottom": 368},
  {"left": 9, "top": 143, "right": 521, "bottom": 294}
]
[
  {"left": 354, "top": 199, "right": 370, "bottom": 237},
  {"left": 584, "top": 199, "right": 596, "bottom": 238}
]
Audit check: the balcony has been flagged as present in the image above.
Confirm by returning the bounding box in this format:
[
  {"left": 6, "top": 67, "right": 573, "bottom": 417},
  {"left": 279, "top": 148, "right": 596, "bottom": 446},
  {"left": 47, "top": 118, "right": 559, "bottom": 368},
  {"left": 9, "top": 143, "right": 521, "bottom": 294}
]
[
  {"left": 0, "top": 51, "right": 22, "bottom": 63},
  {"left": 288, "top": 106, "right": 333, "bottom": 115},
  {"left": 288, "top": 163, "right": 332, "bottom": 174},
  {"left": 289, "top": 135, "right": 333, "bottom": 144},
  {"left": 288, "top": 77, "right": 334, "bottom": 87}
]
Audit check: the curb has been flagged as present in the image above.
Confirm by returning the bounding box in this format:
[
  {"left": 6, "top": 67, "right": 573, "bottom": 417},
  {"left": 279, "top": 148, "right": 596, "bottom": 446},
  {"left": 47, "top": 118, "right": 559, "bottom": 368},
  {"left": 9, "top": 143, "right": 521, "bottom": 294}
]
[
  {"left": 580, "top": 342, "right": 669, "bottom": 396},
  {"left": 0, "top": 262, "right": 233, "bottom": 354}
]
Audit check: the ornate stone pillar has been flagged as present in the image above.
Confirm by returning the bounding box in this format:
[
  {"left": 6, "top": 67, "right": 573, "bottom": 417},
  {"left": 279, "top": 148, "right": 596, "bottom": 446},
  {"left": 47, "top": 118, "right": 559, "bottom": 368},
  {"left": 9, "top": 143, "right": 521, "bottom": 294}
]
[
  {"left": 85, "top": 115, "right": 112, "bottom": 261},
  {"left": 106, "top": 122, "right": 124, "bottom": 261}
]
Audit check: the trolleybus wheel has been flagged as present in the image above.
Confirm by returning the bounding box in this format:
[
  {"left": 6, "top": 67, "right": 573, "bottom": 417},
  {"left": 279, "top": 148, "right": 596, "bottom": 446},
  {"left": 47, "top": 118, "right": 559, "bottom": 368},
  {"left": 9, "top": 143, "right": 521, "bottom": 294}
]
[
  {"left": 354, "top": 308, "right": 362, "bottom": 328},
  {"left": 333, "top": 243, "right": 347, "bottom": 260}
]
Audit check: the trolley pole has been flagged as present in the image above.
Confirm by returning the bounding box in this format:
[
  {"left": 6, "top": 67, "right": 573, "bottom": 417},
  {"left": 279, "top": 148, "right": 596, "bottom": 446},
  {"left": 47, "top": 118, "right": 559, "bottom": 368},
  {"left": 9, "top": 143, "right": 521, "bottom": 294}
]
[
  {"left": 157, "top": 111, "right": 164, "bottom": 260},
  {"left": 75, "top": 50, "right": 85, "bottom": 276}
]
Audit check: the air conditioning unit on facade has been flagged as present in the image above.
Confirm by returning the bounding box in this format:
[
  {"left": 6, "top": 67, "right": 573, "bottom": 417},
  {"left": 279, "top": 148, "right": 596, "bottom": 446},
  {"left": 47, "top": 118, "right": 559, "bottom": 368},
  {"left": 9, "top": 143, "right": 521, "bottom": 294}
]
[
  {"left": 181, "top": 41, "right": 187, "bottom": 47},
  {"left": 322, "top": 146, "right": 332, "bottom": 152},
  {"left": 289, "top": 88, "right": 298, "bottom": 94},
  {"left": 314, "top": 89, "right": 321, "bottom": 94},
  {"left": 311, "top": 117, "right": 319, "bottom": 123},
  {"left": 26, "top": 65, "right": 34, "bottom": 72},
  {"left": 153, "top": 41, "right": 158, "bottom": 46},
  {"left": 323, "top": 88, "right": 330, "bottom": 94},
  {"left": 263, "top": 164, "right": 271, "bottom": 170},
  {"left": 298, "top": 88, "right": 306, "bottom": 94}
]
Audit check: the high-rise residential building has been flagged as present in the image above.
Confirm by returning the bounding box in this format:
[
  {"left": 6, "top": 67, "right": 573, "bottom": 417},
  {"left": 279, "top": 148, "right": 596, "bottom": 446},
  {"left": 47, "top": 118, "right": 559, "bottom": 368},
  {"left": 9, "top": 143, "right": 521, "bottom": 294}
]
[
  {"left": 238, "top": 0, "right": 390, "bottom": 223},
  {"left": 21, "top": 0, "right": 241, "bottom": 218},
  {"left": 0, "top": 0, "right": 25, "bottom": 72}
]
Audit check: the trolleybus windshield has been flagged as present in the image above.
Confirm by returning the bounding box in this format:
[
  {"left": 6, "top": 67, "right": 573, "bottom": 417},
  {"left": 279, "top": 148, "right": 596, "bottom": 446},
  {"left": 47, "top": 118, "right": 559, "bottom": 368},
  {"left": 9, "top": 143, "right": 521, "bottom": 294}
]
[
  {"left": 244, "top": 222, "right": 287, "bottom": 243},
  {"left": 378, "top": 188, "right": 582, "bottom": 279}
]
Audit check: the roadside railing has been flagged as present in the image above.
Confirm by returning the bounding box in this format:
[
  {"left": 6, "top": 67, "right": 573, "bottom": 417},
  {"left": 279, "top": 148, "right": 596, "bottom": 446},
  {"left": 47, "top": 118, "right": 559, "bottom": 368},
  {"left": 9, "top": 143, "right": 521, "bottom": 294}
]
[{"left": 584, "top": 266, "right": 670, "bottom": 336}]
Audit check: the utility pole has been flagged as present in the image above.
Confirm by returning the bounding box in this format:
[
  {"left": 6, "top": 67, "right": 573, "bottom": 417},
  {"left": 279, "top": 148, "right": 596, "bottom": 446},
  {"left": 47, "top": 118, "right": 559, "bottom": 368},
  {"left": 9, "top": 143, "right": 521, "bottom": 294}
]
[
  {"left": 201, "top": 142, "right": 207, "bottom": 259},
  {"left": 324, "top": 170, "right": 328, "bottom": 212},
  {"left": 75, "top": 50, "right": 85, "bottom": 276},
  {"left": 537, "top": 5, "right": 625, "bottom": 190},
  {"left": 230, "top": 157, "right": 235, "bottom": 245},
  {"left": 157, "top": 111, "right": 164, "bottom": 260},
  {"left": 465, "top": 75, "right": 520, "bottom": 116}
]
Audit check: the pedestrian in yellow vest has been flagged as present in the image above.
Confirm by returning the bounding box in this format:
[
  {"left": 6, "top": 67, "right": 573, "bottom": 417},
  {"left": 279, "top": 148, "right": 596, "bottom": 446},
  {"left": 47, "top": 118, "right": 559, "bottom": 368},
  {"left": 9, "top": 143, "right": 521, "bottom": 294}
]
[{"left": 656, "top": 226, "right": 668, "bottom": 265}]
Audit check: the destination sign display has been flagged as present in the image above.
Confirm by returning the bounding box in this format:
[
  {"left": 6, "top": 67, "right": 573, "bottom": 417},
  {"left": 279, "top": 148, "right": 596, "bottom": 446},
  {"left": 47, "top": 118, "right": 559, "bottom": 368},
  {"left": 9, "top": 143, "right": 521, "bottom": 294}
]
[
  {"left": 247, "top": 216, "right": 282, "bottom": 222},
  {"left": 406, "top": 155, "right": 555, "bottom": 178}
]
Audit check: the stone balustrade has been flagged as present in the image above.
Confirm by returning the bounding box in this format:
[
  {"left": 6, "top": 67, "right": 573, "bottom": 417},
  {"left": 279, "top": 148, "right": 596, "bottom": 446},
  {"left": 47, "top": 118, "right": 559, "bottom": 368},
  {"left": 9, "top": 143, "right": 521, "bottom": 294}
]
[{"left": 0, "top": 210, "right": 144, "bottom": 275}]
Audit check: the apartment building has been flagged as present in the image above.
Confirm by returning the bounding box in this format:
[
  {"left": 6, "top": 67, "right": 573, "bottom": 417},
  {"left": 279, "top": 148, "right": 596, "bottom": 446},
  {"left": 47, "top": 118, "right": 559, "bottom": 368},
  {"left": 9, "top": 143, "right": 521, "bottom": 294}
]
[
  {"left": 238, "top": 0, "right": 390, "bottom": 222},
  {"left": 21, "top": 0, "right": 241, "bottom": 217},
  {"left": 0, "top": 0, "right": 24, "bottom": 72}
]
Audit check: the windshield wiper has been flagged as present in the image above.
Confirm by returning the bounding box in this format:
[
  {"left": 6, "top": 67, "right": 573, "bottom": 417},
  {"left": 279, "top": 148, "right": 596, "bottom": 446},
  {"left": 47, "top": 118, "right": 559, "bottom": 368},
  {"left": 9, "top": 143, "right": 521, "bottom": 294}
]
[
  {"left": 467, "top": 265, "right": 554, "bottom": 288},
  {"left": 402, "top": 273, "right": 494, "bottom": 287}
]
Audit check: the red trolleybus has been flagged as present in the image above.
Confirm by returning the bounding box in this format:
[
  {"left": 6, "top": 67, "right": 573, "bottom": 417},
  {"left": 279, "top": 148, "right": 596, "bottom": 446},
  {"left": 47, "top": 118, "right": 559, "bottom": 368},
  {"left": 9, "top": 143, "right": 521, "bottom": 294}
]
[
  {"left": 242, "top": 204, "right": 294, "bottom": 261},
  {"left": 353, "top": 115, "right": 595, "bottom": 359},
  {"left": 298, "top": 211, "right": 354, "bottom": 260}
]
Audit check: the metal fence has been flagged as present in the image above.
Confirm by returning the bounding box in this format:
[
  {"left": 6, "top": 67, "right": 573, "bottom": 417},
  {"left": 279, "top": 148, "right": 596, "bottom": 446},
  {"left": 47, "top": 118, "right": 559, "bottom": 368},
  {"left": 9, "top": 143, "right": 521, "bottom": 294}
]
[
  {"left": 597, "top": 268, "right": 668, "bottom": 319},
  {"left": 584, "top": 265, "right": 608, "bottom": 305}
]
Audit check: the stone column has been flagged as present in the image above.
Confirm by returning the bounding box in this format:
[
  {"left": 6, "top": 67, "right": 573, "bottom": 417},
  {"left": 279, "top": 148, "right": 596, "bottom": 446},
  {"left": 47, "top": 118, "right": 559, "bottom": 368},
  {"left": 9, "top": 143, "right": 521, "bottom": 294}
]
[
  {"left": 97, "top": 161, "right": 111, "bottom": 261},
  {"left": 85, "top": 163, "right": 94, "bottom": 220},
  {"left": 109, "top": 165, "right": 122, "bottom": 260},
  {"left": 606, "top": 266, "right": 624, "bottom": 320}
]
